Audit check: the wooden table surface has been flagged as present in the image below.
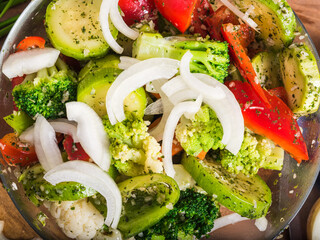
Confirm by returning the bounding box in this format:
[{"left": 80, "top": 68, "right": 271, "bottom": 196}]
[{"left": 0, "top": 0, "right": 319, "bottom": 239}]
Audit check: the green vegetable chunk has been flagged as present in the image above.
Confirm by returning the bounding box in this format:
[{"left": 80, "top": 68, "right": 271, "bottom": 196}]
[
  {"left": 12, "top": 67, "right": 77, "bottom": 119},
  {"left": 77, "top": 55, "right": 147, "bottom": 118},
  {"left": 235, "top": 0, "right": 296, "bottom": 49},
  {"left": 45, "top": 0, "right": 117, "bottom": 60},
  {"left": 135, "top": 188, "right": 220, "bottom": 240},
  {"left": 175, "top": 105, "right": 224, "bottom": 156},
  {"left": 219, "top": 129, "right": 283, "bottom": 176},
  {"left": 252, "top": 51, "right": 282, "bottom": 89},
  {"left": 182, "top": 154, "right": 272, "bottom": 219},
  {"left": 103, "top": 114, "right": 163, "bottom": 177},
  {"left": 19, "top": 164, "right": 96, "bottom": 206},
  {"left": 3, "top": 110, "right": 34, "bottom": 135},
  {"left": 279, "top": 44, "right": 320, "bottom": 115},
  {"left": 91, "top": 174, "right": 180, "bottom": 238},
  {"left": 132, "top": 32, "right": 230, "bottom": 82}
]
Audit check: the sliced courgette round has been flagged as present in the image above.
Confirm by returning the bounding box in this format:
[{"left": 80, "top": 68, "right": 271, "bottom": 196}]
[
  {"left": 235, "top": 0, "right": 296, "bottom": 49},
  {"left": 90, "top": 174, "right": 180, "bottom": 238},
  {"left": 181, "top": 154, "right": 272, "bottom": 219},
  {"left": 45, "top": 0, "right": 117, "bottom": 60},
  {"left": 252, "top": 51, "right": 282, "bottom": 89},
  {"left": 77, "top": 56, "right": 147, "bottom": 117},
  {"left": 19, "top": 164, "right": 96, "bottom": 205},
  {"left": 279, "top": 44, "right": 320, "bottom": 115}
]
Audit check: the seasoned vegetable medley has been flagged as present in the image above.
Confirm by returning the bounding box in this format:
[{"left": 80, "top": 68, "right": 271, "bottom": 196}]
[{"left": 0, "top": 0, "right": 320, "bottom": 239}]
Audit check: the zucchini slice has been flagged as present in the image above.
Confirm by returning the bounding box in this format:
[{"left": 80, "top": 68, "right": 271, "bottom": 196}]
[
  {"left": 182, "top": 154, "right": 272, "bottom": 219},
  {"left": 235, "top": 0, "right": 296, "bottom": 49},
  {"left": 279, "top": 44, "right": 320, "bottom": 115},
  {"left": 252, "top": 51, "right": 282, "bottom": 89},
  {"left": 45, "top": 0, "right": 117, "bottom": 60}
]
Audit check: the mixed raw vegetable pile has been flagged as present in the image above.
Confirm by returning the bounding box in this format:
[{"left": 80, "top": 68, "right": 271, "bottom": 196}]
[{"left": 0, "top": 0, "right": 320, "bottom": 239}]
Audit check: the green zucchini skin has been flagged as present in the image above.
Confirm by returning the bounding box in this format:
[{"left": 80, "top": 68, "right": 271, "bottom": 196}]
[
  {"left": 19, "top": 164, "right": 97, "bottom": 206},
  {"left": 279, "top": 44, "right": 320, "bottom": 115},
  {"left": 90, "top": 174, "right": 180, "bottom": 238},
  {"left": 235, "top": 0, "right": 296, "bottom": 50},
  {"left": 181, "top": 154, "right": 272, "bottom": 219},
  {"left": 45, "top": 0, "right": 118, "bottom": 60}
]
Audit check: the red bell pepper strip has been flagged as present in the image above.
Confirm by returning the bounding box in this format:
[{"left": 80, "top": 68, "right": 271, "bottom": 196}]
[
  {"left": 154, "top": 0, "right": 198, "bottom": 33},
  {"left": 118, "top": 0, "right": 157, "bottom": 27},
  {"left": 0, "top": 133, "right": 38, "bottom": 166},
  {"left": 63, "top": 135, "right": 90, "bottom": 161},
  {"left": 16, "top": 36, "right": 46, "bottom": 52},
  {"left": 226, "top": 80, "right": 309, "bottom": 163},
  {"left": 221, "top": 23, "right": 270, "bottom": 107}
]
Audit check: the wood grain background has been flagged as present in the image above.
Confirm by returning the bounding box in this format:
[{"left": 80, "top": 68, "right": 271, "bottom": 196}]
[{"left": 0, "top": 0, "right": 319, "bottom": 239}]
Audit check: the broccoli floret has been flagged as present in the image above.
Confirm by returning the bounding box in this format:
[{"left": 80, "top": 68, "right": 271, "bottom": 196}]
[
  {"left": 103, "top": 114, "right": 163, "bottom": 177},
  {"left": 132, "top": 32, "right": 230, "bottom": 82},
  {"left": 175, "top": 105, "right": 224, "bottom": 157},
  {"left": 135, "top": 188, "right": 220, "bottom": 240},
  {"left": 12, "top": 61, "right": 77, "bottom": 119},
  {"left": 219, "top": 129, "right": 283, "bottom": 176}
]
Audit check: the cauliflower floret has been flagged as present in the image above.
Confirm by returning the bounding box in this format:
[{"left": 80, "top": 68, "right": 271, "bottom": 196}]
[
  {"left": 143, "top": 135, "right": 163, "bottom": 173},
  {"left": 44, "top": 199, "right": 104, "bottom": 240}
]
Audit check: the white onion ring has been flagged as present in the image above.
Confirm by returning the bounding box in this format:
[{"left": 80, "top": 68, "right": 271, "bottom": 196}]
[
  {"left": 149, "top": 79, "right": 174, "bottom": 142},
  {"left": 106, "top": 58, "right": 179, "bottom": 125},
  {"left": 43, "top": 160, "right": 122, "bottom": 229},
  {"left": 19, "top": 119, "right": 79, "bottom": 144},
  {"left": 180, "top": 51, "right": 225, "bottom": 100},
  {"left": 110, "top": 0, "right": 139, "bottom": 40},
  {"left": 99, "top": 0, "right": 123, "bottom": 54},
  {"left": 118, "top": 56, "right": 140, "bottom": 70},
  {"left": 2, "top": 48, "right": 60, "bottom": 78},
  {"left": 34, "top": 115, "right": 63, "bottom": 172},
  {"left": 66, "top": 102, "right": 111, "bottom": 171},
  {"left": 162, "top": 96, "right": 203, "bottom": 178}
]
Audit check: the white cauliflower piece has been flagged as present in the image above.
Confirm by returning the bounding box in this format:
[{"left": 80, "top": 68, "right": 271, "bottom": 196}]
[
  {"left": 44, "top": 199, "right": 104, "bottom": 240},
  {"left": 143, "top": 136, "right": 163, "bottom": 174}
]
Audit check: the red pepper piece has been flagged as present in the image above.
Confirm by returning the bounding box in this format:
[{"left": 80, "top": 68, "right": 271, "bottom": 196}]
[
  {"left": 221, "top": 23, "right": 270, "bottom": 107},
  {"left": 226, "top": 80, "right": 309, "bottom": 163},
  {"left": 63, "top": 135, "right": 90, "bottom": 161},
  {"left": 0, "top": 133, "right": 38, "bottom": 167},
  {"left": 154, "top": 0, "right": 198, "bottom": 33}
]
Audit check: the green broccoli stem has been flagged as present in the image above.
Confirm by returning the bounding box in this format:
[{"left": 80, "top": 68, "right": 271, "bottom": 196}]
[
  {"left": 132, "top": 32, "right": 230, "bottom": 82},
  {"left": 56, "top": 57, "right": 69, "bottom": 71},
  {"left": 48, "top": 65, "right": 58, "bottom": 76},
  {"left": 36, "top": 68, "right": 49, "bottom": 78}
]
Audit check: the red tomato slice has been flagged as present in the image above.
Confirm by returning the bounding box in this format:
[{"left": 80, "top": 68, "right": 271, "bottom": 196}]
[
  {"left": 16, "top": 36, "right": 46, "bottom": 52},
  {"left": 226, "top": 80, "right": 309, "bottom": 163},
  {"left": 190, "top": 0, "right": 214, "bottom": 37},
  {"left": 154, "top": 0, "right": 198, "bottom": 33},
  {"left": 118, "top": 0, "right": 157, "bottom": 26},
  {"left": 0, "top": 133, "right": 38, "bottom": 166},
  {"left": 63, "top": 135, "right": 90, "bottom": 161}
]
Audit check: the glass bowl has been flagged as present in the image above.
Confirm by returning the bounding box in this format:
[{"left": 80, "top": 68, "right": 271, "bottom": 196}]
[{"left": 0, "top": 0, "right": 320, "bottom": 239}]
